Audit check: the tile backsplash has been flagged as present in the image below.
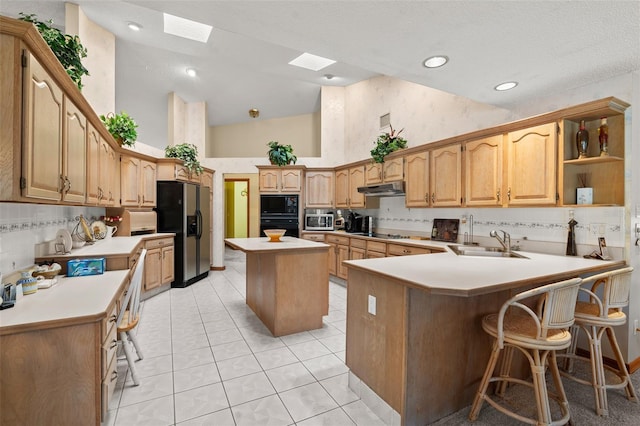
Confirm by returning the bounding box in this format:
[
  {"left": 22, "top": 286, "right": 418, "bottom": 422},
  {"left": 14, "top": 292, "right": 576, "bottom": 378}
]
[{"left": 0, "top": 203, "right": 105, "bottom": 274}]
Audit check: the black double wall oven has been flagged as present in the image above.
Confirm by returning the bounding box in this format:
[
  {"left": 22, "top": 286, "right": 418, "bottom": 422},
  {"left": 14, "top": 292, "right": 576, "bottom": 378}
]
[{"left": 259, "top": 194, "right": 299, "bottom": 237}]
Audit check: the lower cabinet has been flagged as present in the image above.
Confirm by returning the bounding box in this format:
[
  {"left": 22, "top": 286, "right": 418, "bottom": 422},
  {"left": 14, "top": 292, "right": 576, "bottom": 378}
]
[
  {"left": 144, "top": 237, "right": 175, "bottom": 292},
  {"left": 326, "top": 234, "right": 350, "bottom": 279}
]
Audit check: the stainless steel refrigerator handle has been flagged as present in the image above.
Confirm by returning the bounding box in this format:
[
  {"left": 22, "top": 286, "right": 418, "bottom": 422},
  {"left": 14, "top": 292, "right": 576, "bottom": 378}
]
[{"left": 196, "top": 210, "right": 203, "bottom": 239}]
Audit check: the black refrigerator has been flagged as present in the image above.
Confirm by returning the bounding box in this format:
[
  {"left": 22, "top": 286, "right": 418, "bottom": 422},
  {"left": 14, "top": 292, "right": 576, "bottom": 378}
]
[{"left": 156, "top": 181, "right": 211, "bottom": 287}]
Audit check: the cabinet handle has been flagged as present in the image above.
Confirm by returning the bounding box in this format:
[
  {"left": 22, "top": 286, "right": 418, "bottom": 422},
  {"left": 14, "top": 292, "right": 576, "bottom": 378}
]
[
  {"left": 110, "top": 339, "right": 118, "bottom": 349},
  {"left": 425, "top": 193, "right": 429, "bottom": 202},
  {"left": 431, "top": 193, "right": 435, "bottom": 203},
  {"left": 403, "top": 249, "right": 410, "bottom": 254},
  {"left": 109, "top": 191, "right": 113, "bottom": 201},
  {"left": 59, "top": 175, "right": 65, "bottom": 193},
  {"left": 109, "top": 314, "right": 117, "bottom": 324},
  {"left": 496, "top": 188, "right": 501, "bottom": 202},
  {"left": 507, "top": 187, "right": 511, "bottom": 201},
  {"left": 111, "top": 371, "right": 118, "bottom": 382}
]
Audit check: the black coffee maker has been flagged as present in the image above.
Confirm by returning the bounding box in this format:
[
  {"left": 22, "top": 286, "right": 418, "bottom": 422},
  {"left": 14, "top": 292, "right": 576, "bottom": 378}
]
[{"left": 345, "top": 211, "right": 363, "bottom": 233}]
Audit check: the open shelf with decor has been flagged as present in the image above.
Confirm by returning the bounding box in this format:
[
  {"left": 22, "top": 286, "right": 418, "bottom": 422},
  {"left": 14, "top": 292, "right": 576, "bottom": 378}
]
[{"left": 559, "top": 98, "right": 627, "bottom": 207}]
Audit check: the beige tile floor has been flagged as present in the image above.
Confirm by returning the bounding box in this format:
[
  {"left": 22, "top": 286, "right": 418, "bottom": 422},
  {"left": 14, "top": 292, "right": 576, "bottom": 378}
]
[{"left": 103, "top": 247, "right": 386, "bottom": 426}]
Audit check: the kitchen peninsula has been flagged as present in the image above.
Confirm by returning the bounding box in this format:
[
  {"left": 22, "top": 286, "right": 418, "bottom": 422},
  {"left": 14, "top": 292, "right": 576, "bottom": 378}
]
[
  {"left": 343, "top": 249, "right": 624, "bottom": 425},
  {"left": 225, "top": 236, "right": 330, "bottom": 336}
]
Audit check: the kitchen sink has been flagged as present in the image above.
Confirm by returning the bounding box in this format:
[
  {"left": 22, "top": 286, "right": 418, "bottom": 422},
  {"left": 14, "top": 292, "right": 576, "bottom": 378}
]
[{"left": 448, "top": 245, "right": 528, "bottom": 259}]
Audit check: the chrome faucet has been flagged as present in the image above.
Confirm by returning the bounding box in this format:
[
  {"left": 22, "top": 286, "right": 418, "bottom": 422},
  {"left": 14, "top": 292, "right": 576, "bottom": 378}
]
[{"left": 490, "top": 230, "right": 511, "bottom": 252}]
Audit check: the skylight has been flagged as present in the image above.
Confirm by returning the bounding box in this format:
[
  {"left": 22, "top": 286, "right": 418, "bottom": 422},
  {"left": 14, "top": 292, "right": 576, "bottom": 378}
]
[
  {"left": 163, "top": 13, "right": 212, "bottom": 43},
  {"left": 289, "top": 53, "right": 336, "bottom": 71}
]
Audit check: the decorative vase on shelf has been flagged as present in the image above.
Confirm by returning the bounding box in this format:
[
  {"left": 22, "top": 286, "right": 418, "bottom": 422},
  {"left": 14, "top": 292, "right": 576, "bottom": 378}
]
[
  {"left": 576, "top": 119, "right": 589, "bottom": 159},
  {"left": 598, "top": 117, "right": 609, "bottom": 156}
]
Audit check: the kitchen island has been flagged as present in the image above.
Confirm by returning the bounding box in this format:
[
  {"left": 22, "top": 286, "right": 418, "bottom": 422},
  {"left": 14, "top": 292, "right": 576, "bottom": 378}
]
[
  {"left": 343, "top": 250, "right": 624, "bottom": 425},
  {"left": 225, "top": 236, "right": 330, "bottom": 336}
]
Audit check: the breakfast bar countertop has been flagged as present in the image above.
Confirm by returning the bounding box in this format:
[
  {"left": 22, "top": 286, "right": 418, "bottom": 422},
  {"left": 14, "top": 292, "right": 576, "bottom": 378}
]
[
  {"left": 344, "top": 250, "right": 624, "bottom": 297},
  {"left": 225, "top": 236, "right": 330, "bottom": 253}
]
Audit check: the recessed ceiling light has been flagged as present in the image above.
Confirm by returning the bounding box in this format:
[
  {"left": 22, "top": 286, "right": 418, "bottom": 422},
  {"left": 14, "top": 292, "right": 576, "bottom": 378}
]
[
  {"left": 186, "top": 68, "right": 197, "bottom": 77},
  {"left": 494, "top": 81, "right": 518, "bottom": 91},
  {"left": 163, "top": 13, "right": 212, "bottom": 43},
  {"left": 423, "top": 55, "right": 448, "bottom": 68},
  {"left": 324, "top": 74, "right": 334, "bottom": 80},
  {"left": 127, "top": 22, "right": 142, "bottom": 31},
  {"left": 289, "top": 53, "right": 336, "bottom": 71}
]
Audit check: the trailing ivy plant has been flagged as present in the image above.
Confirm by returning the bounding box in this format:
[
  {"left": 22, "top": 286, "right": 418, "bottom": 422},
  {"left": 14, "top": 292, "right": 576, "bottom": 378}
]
[
  {"left": 267, "top": 141, "right": 297, "bottom": 166},
  {"left": 19, "top": 13, "right": 89, "bottom": 90},
  {"left": 370, "top": 125, "right": 407, "bottom": 163},
  {"left": 100, "top": 111, "right": 138, "bottom": 147},
  {"left": 165, "top": 143, "right": 203, "bottom": 175}
]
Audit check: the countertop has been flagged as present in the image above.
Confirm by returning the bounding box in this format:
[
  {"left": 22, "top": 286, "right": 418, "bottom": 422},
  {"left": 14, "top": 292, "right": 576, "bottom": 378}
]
[
  {"left": 225, "top": 236, "right": 330, "bottom": 253},
  {"left": 0, "top": 270, "right": 129, "bottom": 335},
  {"left": 308, "top": 230, "right": 453, "bottom": 250},
  {"left": 344, "top": 250, "right": 624, "bottom": 297},
  {"left": 35, "top": 233, "right": 175, "bottom": 259}
]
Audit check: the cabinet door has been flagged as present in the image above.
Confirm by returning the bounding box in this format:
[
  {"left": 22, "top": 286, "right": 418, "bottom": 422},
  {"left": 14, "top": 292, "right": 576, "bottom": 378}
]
[
  {"left": 335, "top": 169, "right": 349, "bottom": 208},
  {"left": 465, "top": 135, "right": 503, "bottom": 206},
  {"left": 350, "top": 247, "right": 366, "bottom": 260},
  {"left": 365, "top": 163, "right": 383, "bottom": 185},
  {"left": 337, "top": 244, "right": 350, "bottom": 279},
  {"left": 201, "top": 171, "right": 213, "bottom": 190},
  {"left": 144, "top": 247, "right": 162, "bottom": 291},
  {"left": 140, "top": 160, "right": 156, "bottom": 207},
  {"left": 120, "top": 155, "right": 141, "bottom": 207},
  {"left": 281, "top": 169, "right": 302, "bottom": 192},
  {"left": 23, "top": 53, "right": 64, "bottom": 201},
  {"left": 383, "top": 157, "right": 404, "bottom": 182},
  {"left": 161, "top": 245, "right": 174, "bottom": 284},
  {"left": 430, "top": 144, "right": 462, "bottom": 207},
  {"left": 305, "top": 171, "right": 334, "bottom": 208},
  {"left": 327, "top": 242, "right": 337, "bottom": 276},
  {"left": 62, "top": 98, "right": 87, "bottom": 203},
  {"left": 348, "top": 166, "right": 365, "bottom": 208},
  {"left": 506, "top": 123, "right": 557, "bottom": 206},
  {"left": 86, "top": 123, "right": 101, "bottom": 204},
  {"left": 259, "top": 169, "right": 280, "bottom": 192},
  {"left": 99, "top": 140, "right": 116, "bottom": 206},
  {"left": 405, "top": 151, "right": 429, "bottom": 207},
  {"left": 105, "top": 144, "right": 118, "bottom": 206}
]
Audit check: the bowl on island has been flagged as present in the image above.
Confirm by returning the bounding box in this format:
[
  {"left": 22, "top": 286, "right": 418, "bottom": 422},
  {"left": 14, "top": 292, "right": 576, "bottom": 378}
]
[{"left": 263, "top": 229, "right": 286, "bottom": 242}]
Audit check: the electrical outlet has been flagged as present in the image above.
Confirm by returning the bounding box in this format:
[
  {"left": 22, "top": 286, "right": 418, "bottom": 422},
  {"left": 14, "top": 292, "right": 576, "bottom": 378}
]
[{"left": 368, "top": 295, "right": 376, "bottom": 315}]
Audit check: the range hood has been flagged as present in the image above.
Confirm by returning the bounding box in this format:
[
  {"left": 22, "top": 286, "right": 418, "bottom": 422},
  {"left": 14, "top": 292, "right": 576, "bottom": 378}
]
[{"left": 357, "top": 180, "right": 405, "bottom": 197}]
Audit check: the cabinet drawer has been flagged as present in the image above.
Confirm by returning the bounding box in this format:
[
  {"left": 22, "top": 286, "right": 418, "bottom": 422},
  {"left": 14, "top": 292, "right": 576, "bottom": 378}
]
[
  {"left": 102, "top": 355, "right": 118, "bottom": 418},
  {"left": 101, "top": 324, "right": 118, "bottom": 378},
  {"left": 101, "top": 303, "right": 118, "bottom": 339},
  {"left": 302, "top": 233, "right": 325, "bottom": 242},
  {"left": 387, "top": 243, "right": 431, "bottom": 256},
  {"left": 367, "top": 240, "right": 387, "bottom": 254},
  {"left": 326, "top": 235, "right": 349, "bottom": 245},
  {"left": 350, "top": 238, "right": 366, "bottom": 249},
  {"left": 145, "top": 237, "right": 173, "bottom": 249}
]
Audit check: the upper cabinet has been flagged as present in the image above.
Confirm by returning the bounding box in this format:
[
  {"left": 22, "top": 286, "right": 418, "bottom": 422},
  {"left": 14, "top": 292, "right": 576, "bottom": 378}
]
[
  {"left": 364, "top": 157, "right": 404, "bottom": 185},
  {"left": 336, "top": 165, "right": 369, "bottom": 209},
  {"left": 305, "top": 170, "right": 335, "bottom": 208},
  {"left": 506, "top": 122, "right": 557, "bottom": 206},
  {"left": 62, "top": 98, "right": 87, "bottom": 204},
  {"left": 430, "top": 144, "right": 462, "bottom": 207},
  {"left": 559, "top": 103, "right": 626, "bottom": 206},
  {"left": 121, "top": 155, "right": 156, "bottom": 207},
  {"left": 464, "top": 135, "right": 503, "bottom": 207},
  {"left": 258, "top": 166, "right": 304, "bottom": 193},
  {"left": 405, "top": 151, "right": 430, "bottom": 207}
]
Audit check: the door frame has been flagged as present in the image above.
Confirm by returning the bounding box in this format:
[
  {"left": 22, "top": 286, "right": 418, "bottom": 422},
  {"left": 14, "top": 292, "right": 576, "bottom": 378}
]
[{"left": 224, "top": 178, "right": 250, "bottom": 238}]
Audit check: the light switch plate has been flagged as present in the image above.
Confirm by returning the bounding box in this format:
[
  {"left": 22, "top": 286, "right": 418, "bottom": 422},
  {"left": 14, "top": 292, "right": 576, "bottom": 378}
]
[{"left": 368, "top": 295, "right": 376, "bottom": 315}]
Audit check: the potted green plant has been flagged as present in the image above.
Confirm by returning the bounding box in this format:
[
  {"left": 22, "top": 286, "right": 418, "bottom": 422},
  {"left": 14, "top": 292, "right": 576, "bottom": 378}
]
[
  {"left": 19, "top": 13, "right": 89, "bottom": 90},
  {"left": 267, "top": 141, "right": 297, "bottom": 166},
  {"left": 100, "top": 111, "right": 138, "bottom": 147},
  {"left": 370, "top": 125, "right": 408, "bottom": 163},
  {"left": 165, "top": 143, "right": 203, "bottom": 175}
]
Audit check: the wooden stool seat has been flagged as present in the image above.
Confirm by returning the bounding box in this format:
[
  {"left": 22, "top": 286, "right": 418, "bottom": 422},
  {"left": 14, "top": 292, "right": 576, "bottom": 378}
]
[{"left": 469, "top": 277, "right": 582, "bottom": 425}]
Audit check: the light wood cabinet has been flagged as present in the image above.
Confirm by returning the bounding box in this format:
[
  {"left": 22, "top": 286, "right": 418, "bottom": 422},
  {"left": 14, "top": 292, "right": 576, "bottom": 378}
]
[
  {"left": 22, "top": 51, "right": 64, "bottom": 202},
  {"left": 62, "top": 97, "right": 87, "bottom": 203},
  {"left": 464, "top": 135, "right": 503, "bottom": 207},
  {"left": 506, "top": 122, "right": 557, "bottom": 206},
  {"left": 365, "top": 157, "right": 404, "bottom": 185},
  {"left": 302, "top": 232, "right": 326, "bottom": 242},
  {"left": 144, "top": 237, "right": 174, "bottom": 292},
  {"left": 335, "top": 166, "right": 367, "bottom": 208},
  {"left": 430, "top": 144, "right": 462, "bottom": 207},
  {"left": 305, "top": 170, "right": 335, "bottom": 207},
  {"left": 405, "top": 151, "right": 429, "bottom": 207},
  {"left": 326, "top": 234, "right": 350, "bottom": 279},
  {"left": 560, "top": 111, "right": 625, "bottom": 206},
  {"left": 258, "top": 166, "right": 303, "bottom": 193},
  {"left": 366, "top": 240, "right": 387, "bottom": 258},
  {"left": 99, "top": 138, "right": 118, "bottom": 206},
  {"left": 387, "top": 243, "right": 432, "bottom": 256},
  {"left": 121, "top": 155, "right": 156, "bottom": 208}
]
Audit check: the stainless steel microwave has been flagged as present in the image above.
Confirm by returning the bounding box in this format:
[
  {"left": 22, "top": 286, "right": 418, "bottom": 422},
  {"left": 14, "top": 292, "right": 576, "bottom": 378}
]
[{"left": 305, "top": 213, "right": 334, "bottom": 231}]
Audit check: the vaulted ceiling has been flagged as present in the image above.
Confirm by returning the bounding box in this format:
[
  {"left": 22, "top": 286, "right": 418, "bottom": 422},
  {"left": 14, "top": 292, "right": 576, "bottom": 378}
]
[{"left": 2, "top": 1, "right": 639, "bottom": 149}]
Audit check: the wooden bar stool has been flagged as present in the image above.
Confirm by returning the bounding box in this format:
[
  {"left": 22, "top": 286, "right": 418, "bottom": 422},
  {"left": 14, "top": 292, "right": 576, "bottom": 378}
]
[
  {"left": 559, "top": 266, "right": 637, "bottom": 416},
  {"left": 469, "top": 277, "right": 582, "bottom": 425}
]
